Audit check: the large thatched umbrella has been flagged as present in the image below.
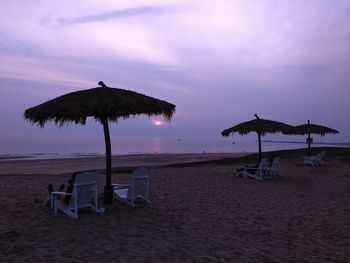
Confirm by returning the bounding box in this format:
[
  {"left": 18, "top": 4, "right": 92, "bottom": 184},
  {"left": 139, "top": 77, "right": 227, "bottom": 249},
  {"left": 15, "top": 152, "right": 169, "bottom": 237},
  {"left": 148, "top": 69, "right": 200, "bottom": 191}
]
[
  {"left": 24, "top": 81, "right": 175, "bottom": 203},
  {"left": 283, "top": 120, "right": 339, "bottom": 156},
  {"left": 221, "top": 114, "right": 293, "bottom": 162}
]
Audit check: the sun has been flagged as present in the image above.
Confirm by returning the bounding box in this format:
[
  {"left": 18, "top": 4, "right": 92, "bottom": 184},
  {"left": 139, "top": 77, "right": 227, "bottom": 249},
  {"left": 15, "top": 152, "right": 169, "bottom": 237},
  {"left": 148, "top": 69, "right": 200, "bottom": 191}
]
[{"left": 152, "top": 120, "right": 163, "bottom": 126}]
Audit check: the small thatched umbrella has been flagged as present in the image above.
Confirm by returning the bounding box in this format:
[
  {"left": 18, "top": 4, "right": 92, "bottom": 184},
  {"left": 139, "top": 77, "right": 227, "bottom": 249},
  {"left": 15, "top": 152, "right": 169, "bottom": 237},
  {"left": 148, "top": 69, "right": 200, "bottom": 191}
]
[
  {"left": 283, "top": 120, "right": 339, "bottom": 156},
  {"left": 24, "top": 81, "right": 175, "bottom": 203},
  {"left": 221, "top": 114, "right": 293, "bottom": 162}
]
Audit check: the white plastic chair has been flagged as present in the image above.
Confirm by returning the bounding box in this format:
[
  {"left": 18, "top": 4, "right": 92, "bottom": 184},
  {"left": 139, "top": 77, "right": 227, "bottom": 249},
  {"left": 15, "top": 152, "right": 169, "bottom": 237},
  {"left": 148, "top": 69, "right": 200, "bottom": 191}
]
[
  {"left": 237, "top": 159, "right": 269, "bottom": 180},
  {"left": 113, "top": 167, "right": 150, "bottom": 207},
  {"left": 51, "top": 172, "right": 100, "bottom": 219},
  {"left": 304, "top": 151, "right": 326, "bottom": 167},
  {"left": 265, "top": 157, "right": 280, "bottom": 178}
]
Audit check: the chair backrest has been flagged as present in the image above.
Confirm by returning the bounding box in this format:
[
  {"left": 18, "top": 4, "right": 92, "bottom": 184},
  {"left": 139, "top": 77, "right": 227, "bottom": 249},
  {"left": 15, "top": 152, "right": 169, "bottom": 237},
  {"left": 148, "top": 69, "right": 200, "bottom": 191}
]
[
  {"left": 256, "top": 158, "right": 268, "bottom": 177},
  {"left": 270, "top": 157, "right": 280, "bottom": 176},
  {"left": 127, "top": 167, "right": 149, "bottom": 201},
  {"left": 68, "top": 172, "right": 97, "bottom": 210},
  {"left": 133, "top": 167, "right": 148, "bottom": 178},
  {"left": 74, "top": 172, "right": 97, "bottom": 185},
  {"left": 315, "top": 151, "right": 326, "bottom": 160}
]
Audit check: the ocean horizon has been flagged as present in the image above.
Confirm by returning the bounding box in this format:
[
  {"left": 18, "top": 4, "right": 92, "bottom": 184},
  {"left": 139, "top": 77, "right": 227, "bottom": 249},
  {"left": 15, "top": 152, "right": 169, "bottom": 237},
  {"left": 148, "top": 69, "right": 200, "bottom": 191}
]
[{"left": 1, "top": 137, "right": 348, "bottom": 161}]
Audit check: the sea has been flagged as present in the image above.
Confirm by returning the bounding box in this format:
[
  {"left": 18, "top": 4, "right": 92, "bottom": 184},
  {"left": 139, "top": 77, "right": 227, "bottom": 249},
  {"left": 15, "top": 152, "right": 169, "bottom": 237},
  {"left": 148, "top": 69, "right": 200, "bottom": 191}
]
[{"left": 0, "top": 137, "right": 349, "bottom": 161}]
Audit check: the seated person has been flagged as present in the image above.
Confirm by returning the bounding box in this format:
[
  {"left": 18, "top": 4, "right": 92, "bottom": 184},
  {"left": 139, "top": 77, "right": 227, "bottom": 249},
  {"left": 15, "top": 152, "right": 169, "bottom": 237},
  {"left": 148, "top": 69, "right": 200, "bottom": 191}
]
[
  {"left": 47, "top": 172, "right": 79, "bottom": 206},
  {"left": 64, "top": 172, "right": 78, "bottom": 205}
]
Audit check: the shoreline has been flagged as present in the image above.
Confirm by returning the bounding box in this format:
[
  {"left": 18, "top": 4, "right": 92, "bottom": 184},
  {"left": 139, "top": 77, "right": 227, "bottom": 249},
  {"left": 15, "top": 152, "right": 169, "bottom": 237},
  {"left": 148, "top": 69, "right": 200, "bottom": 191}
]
[
  {"left": 1, "top": 146, "right": 349, "bottom": 175},
  {"left": 0, "top": 152, "right": 250, "bottom": 161},
  {"left": 0, "top": 152, "right": 250, "bottom": 175}
]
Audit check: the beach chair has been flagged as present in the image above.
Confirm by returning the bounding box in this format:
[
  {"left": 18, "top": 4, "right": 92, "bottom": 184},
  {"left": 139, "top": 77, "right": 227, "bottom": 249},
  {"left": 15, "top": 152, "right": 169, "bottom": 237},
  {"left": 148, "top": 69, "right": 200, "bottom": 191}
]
[
  {"left": 237, "top": 158, "right": 269, "bottom": 180},
  {"left": 304, "top": 151, "right": 326, "bottom": 167},
  {"left": 113, "top": 167, "right": 150, "bottom": 207},
  {"left": 42, "top": 196, "right": 52, "bottom": 207},
  {"left": 42, "top": 184, "right": 65, "bottom": 207},
  {"left": 265, "top": 157, "right": 280, "bottom": 178},
  {"left": 51, "top": 172, "right": 100, "bottom": 219}
]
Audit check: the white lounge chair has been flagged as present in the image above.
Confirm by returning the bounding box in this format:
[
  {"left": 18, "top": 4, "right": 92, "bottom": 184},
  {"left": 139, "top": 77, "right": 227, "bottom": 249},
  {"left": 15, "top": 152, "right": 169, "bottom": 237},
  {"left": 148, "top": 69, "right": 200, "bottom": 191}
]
[
  {"left": 42, "top": 196, "right": 51, "bottom": 207},
  {"left": 51, "top": 172, "right": 100, "bottom": 219},
  {"left": 265, "top": 157, "right": 280, "bottom": 178},
  {"left": 304, "top": 151, "right": 326, "bottom": 167},
  {"left": 113, "top": 167, "right": 150, "bottom": 207},
  {"left": 42, "top": 184, "right": 65, "bottom": 207},
  {"left": 237, "top": 158, "right": 269, "bottom": 180}
]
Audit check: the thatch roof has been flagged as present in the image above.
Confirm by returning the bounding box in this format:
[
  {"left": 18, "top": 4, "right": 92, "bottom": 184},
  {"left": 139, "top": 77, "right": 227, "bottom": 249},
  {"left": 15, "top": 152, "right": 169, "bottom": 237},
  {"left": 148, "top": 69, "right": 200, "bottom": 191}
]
[
  {"left": 221, "top": 115, "right": 294, "bottom": 136},
  {"left": 283, "top": 122, "right": 339, "bottom": 136},
  {"left": 24, "top": 82, "right": 176, "bottom": 127}
]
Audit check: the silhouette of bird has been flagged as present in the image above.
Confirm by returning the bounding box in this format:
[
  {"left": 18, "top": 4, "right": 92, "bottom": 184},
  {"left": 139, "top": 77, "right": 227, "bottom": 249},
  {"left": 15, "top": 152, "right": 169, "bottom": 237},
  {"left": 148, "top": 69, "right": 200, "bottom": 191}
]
[{"left": 98, "top": 81, "right": 108, "bottom": 88}]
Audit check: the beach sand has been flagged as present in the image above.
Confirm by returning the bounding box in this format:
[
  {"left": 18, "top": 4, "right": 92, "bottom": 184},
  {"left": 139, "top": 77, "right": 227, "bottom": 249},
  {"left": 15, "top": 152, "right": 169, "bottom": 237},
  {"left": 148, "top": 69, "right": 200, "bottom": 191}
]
[{"left": 0, "top": 152, "right": 349, "bottom": 262}]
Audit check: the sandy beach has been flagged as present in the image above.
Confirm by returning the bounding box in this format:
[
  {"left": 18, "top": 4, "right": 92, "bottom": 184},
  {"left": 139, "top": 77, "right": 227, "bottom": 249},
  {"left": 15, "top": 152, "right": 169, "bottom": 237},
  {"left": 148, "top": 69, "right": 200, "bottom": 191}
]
[{"left": 1, "top": 150, "right": 350, "bottom": 262}]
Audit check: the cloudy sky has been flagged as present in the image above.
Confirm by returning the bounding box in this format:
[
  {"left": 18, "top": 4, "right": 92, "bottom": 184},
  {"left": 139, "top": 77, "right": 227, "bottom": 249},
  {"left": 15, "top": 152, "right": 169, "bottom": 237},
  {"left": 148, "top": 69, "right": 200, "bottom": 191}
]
[{"left": 1, "top": 0, "right": 349, "bottom": 153}]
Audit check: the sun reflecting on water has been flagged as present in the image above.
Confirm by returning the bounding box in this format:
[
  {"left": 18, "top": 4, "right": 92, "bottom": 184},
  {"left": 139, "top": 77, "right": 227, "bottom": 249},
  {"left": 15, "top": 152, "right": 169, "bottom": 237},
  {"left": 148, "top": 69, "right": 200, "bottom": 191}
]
[{"left": 152, "top": 120, "right": 162, "bottom": 126}]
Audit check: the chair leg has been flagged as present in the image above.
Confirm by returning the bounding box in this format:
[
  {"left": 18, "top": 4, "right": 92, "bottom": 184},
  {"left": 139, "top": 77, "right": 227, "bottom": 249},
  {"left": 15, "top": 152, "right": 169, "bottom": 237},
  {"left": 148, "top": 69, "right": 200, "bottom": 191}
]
[{"left": 53, "top": 195, "right": 58, "bottom": 214}]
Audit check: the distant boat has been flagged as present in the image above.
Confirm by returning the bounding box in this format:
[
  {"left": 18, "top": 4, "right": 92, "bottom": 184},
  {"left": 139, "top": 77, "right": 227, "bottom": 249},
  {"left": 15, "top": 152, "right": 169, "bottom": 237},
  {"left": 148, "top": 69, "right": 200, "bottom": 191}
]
[{"left": 177, "top": 139, "right": 182, "bottom": 141}]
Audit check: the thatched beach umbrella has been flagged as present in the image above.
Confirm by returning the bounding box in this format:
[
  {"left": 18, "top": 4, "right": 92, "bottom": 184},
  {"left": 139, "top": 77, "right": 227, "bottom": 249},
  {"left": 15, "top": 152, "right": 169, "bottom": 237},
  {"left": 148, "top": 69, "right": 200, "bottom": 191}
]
[
  {"left": 283, "top": 120, "right": 339, "bottom": 156},
  {"left": 24, "top": 81, "right": 175, "bottom": 203},
  {"left": 221, "top": 114, "right": 293, "bottom": 162}
]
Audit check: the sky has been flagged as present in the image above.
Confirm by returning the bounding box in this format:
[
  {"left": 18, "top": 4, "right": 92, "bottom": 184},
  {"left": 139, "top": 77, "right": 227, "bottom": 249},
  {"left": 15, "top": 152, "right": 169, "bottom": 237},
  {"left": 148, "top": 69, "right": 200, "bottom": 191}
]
[{"left": 1, "top": 0, "right": 349, "bottom": 153}]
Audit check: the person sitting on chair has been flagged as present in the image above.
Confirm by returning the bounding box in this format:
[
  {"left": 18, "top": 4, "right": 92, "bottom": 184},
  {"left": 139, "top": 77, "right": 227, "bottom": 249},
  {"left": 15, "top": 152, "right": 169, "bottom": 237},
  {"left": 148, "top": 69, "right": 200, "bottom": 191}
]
[
  {"left": 46, "top": 172, "right": 79, "bottom": 206},
  {"left": 64, "top": 172, "right": 78, "bottom": 205}
]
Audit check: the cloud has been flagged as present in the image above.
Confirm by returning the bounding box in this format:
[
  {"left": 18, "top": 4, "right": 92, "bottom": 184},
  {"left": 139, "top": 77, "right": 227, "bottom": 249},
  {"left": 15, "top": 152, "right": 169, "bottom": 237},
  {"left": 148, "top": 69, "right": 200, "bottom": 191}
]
[
  {"left": 57, "top": 6, "right": 170, "bottom": 26},
  {"left": 2, "top": 1, "right": 350, "bottom": 70},
  {"left": 0, "top": 55, "right": 93, "bottom": 88}
]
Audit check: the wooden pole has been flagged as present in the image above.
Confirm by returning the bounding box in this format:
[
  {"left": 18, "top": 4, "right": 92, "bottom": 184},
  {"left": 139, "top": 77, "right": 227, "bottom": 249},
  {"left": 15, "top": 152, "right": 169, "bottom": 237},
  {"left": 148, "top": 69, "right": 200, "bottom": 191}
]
[
  {"left": 307, "top": 120, "right": 311, "bottom": 157},
  {"left": 258, "top": 132, "right": 262, "bottom": 162},
  {"left": 102, "top": 117, "right": 113, "bottom": 204},
  {"left": 255, "top": 114, "right": 262, "bottom": 163},
  {"left": 307, "top": 132, "right": 311, "bottom": 157}
]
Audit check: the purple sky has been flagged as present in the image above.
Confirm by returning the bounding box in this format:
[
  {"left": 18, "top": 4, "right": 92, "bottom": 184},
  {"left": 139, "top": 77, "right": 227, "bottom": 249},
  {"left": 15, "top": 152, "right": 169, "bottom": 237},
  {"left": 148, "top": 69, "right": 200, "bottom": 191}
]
[{"left": 1, "top": 0, "right": 349, "bottom": 153}]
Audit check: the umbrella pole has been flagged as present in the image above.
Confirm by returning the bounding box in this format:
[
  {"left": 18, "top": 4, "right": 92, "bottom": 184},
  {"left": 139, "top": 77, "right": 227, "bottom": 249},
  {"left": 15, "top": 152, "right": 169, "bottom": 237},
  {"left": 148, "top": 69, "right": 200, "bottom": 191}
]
[
  {"left": 258, "top": 132, "right": 262, "bottom": 162},
  {"left": 307, "top": 120, "right": 311, "bottom": 157},
  {"left": 307, "top": 132, "right": 311, "bottom": 157},
  {"left": 102, "top": 118, "right": 113, "bottom": 204}
]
